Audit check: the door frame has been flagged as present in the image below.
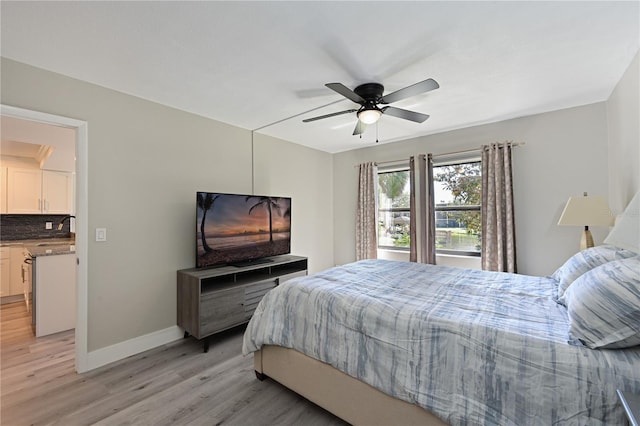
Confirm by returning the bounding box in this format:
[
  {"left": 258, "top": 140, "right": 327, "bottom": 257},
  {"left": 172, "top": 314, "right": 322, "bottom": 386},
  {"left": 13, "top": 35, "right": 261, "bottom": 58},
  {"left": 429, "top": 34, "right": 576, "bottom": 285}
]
[{"left": 1, "top": 104, "right": 89, "bottom": 373}]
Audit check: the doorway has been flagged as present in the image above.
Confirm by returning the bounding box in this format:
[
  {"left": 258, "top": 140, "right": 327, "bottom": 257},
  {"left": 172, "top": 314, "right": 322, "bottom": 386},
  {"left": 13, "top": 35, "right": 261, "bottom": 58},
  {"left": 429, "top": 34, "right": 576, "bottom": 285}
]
[{"left": 1, "top": 105, "right": 88, "bottom": 372}]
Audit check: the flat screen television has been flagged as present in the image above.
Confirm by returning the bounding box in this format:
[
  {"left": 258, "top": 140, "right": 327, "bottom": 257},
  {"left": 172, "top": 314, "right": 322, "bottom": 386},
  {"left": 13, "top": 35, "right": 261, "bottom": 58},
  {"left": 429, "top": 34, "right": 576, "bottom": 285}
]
[{"left": 196, "top": 192, "right": 291, "bottom": 268}]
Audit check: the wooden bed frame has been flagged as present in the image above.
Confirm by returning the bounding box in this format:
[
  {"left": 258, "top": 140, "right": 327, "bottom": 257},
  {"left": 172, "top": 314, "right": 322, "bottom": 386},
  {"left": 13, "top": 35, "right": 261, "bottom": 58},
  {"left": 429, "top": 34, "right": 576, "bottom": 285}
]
[{"left": 254, "top": 345, "right": 447, "bottom": 425}]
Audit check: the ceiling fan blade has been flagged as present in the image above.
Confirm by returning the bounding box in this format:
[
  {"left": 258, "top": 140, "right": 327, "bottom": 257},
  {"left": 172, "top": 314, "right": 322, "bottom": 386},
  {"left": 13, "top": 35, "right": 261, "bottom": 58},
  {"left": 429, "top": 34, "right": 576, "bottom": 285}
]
[
  {"left": 326, "top": 83, "right": 365, "bottom": 104},
  {"left": 302, "top": 109, "right": 357, "bottom": 123},
  {"left": 379, "top": 78, "right": 439, "bottom": 104},
  {"left": 353, "top": 120, "right": 367, "bottom": 136},
  {"left": 382, "top": 106, "right": 430, "bottom": 123}
]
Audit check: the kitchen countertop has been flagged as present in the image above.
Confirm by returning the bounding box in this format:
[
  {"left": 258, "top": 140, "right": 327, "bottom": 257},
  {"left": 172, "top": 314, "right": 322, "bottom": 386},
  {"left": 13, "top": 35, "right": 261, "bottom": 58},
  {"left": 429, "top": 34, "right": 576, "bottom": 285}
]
[{"left": 1, "top": 238, "right": 76, "bottom": 257}]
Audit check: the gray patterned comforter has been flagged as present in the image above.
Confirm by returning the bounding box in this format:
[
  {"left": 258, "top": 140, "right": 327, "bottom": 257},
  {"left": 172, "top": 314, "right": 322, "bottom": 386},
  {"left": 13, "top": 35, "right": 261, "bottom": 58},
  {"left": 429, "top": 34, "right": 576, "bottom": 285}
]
[{"left": 242, "top": 259, "right": 640, "bottom": 425}]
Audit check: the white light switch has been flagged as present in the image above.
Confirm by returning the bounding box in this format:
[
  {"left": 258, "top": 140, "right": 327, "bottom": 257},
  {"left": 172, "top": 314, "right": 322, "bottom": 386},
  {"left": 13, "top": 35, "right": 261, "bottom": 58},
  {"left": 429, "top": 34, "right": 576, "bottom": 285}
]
[
  {"left": 96, "top": 228, "right": 107, "bottom": 242},
  {"left": 45, "top": 222, "right": 53, "bottom": 230}
]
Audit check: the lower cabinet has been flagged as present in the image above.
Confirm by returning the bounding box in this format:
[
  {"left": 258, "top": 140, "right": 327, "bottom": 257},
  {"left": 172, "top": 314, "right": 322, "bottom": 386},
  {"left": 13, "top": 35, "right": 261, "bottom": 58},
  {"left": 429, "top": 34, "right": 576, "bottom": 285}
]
[
  {"left": 10, "top": 247, "right": 25, "bottom": 296},
  {"left": 34, "top": 253, "right": 76, "bottom": 337},
  {"left": 177, "top": 254, "right": 307, "bottom": 351},
  {"left": 0, "top": 248, "right": 10, "bottom": 297},
  {"left": 0, "top": 247, "right": 28, "bottom": 300}
]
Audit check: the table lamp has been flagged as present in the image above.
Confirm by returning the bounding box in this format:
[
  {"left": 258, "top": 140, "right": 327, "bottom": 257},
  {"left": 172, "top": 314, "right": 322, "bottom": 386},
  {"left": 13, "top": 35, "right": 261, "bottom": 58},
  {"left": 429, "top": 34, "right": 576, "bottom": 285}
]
[{"left": 558, "top": 192, "right": 613, "bottom": 250}]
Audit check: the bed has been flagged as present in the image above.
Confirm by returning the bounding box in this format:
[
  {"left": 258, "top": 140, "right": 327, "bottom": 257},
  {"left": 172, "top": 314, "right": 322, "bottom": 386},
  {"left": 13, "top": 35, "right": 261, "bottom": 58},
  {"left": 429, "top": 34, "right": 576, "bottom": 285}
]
[{"left": 242, "top": 255, "right": 640, "bottom": 425}]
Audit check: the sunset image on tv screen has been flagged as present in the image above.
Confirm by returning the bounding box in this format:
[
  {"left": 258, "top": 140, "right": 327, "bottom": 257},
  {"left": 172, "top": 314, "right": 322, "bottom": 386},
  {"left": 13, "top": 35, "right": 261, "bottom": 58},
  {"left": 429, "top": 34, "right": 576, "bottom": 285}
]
[{"left": 196, "top": 192, "right": 291, "bottom": 268}]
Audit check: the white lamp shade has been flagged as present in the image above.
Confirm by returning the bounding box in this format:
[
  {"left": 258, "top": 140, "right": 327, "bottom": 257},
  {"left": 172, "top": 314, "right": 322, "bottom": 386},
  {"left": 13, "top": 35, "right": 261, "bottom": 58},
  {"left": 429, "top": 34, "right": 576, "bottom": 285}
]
[
  {"left": 558, "top": 195, "right": 614, "bottom": 227},
  {"left": 357, "top": 109, "right": 382, "bottom": 124}
]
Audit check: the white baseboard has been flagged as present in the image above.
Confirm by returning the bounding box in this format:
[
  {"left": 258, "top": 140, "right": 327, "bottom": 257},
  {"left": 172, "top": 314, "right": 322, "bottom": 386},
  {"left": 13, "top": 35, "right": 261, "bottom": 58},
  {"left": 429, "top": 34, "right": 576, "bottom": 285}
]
[{"left": 85, "top": 325, "right": 183, "bottom": 372}]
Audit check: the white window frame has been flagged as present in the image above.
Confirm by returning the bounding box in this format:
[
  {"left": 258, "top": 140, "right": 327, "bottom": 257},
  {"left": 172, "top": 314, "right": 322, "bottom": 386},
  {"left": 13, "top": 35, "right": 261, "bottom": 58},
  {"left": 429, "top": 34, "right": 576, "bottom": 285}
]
[
  {"left": 433, "top": 157, "right": 482, "bottom": 258},
  {"left": 377, "top": 165, "right": 411, "bottom": 252}
]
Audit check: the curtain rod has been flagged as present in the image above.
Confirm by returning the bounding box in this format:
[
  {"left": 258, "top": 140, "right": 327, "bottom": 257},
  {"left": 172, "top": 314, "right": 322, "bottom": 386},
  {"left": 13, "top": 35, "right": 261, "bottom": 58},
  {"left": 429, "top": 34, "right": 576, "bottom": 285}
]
[{"left": 371, "top": 141, "right": 525, "bottom": 167}]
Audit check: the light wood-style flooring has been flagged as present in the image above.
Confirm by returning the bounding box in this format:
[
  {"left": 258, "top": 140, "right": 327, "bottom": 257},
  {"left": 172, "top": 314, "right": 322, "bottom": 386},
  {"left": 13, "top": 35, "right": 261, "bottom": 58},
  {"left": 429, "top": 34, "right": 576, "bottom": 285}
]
[{"left": 0, "top": 302, "right": 346, "bottom": 425}]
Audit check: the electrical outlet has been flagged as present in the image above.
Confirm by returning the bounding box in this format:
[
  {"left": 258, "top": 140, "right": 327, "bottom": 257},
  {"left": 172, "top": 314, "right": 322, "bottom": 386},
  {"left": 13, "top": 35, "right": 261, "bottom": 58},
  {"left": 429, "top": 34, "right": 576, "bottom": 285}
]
[{"left": 45, "top": 222, "right": 53, "bottom": 230}]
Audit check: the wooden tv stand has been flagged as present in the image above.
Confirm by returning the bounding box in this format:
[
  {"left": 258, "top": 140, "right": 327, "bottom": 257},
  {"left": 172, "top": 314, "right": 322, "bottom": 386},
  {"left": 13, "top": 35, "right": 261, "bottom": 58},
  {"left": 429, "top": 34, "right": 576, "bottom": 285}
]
[{"left": 177, "top": 254, "right": 307, "bottom": 352}]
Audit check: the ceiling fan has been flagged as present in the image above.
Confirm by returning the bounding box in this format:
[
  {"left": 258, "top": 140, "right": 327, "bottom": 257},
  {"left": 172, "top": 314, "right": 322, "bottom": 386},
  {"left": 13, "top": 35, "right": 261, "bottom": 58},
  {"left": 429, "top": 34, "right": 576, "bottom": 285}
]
[{"left": 302, "top": 78, "right": 439, "bottom": 136}]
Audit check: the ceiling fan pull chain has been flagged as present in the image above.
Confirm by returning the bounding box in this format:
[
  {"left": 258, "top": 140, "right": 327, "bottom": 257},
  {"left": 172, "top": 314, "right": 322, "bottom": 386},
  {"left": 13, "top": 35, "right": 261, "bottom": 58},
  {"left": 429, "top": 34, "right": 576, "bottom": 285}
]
[{"left": 376, "top": 121, "right": 379, "bottom": 143}]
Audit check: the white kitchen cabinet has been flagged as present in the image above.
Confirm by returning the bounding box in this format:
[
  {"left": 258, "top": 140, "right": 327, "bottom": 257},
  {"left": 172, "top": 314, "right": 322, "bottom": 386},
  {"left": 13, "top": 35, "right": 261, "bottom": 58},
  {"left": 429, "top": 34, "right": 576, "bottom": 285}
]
[
  {"left": 42, "top": 170, "right": 73, "bottom": 214},
  {"left": 10, "top": 247, "right": 25, "bottom": 296},
  {"left": 0, "top": 247, "right": 29, "bottom": 299},
  {"left": 34, "top": 253, "right": 76, "bottom": 337},
  {"left": 0, "top": 166, "right": 7, "bottom": 213},
  {"left": 0, "top": 248, "right": 10, "bottom": 297},
  {"left": 6, "top": 168, "right": 73, "bottom": 214},
  {"left": 7, "top": 168, "right": 42, "bottom": 213},
  {"left": 22, "top": 260, "right": 32, "bottom": 312}
]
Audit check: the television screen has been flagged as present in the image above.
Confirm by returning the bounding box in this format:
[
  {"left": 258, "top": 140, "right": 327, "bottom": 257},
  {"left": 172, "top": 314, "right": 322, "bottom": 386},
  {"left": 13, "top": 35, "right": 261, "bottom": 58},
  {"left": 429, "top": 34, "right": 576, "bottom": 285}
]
[{"left": 196, "top": 192, "right": 291, "bottom": 268}]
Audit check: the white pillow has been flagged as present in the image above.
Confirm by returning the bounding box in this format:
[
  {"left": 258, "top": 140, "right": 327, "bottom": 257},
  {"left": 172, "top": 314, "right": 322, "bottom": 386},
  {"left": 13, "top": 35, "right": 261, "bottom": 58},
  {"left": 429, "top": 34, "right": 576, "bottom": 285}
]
[
  {"left": 604, "top": 191, "right": 640, "bottom": 253},
  {"left": 553, "top": 245, "right": 636, "bottom": 303},
  {"left": 564, "top": 256, "right": 640, "bottom": 349}
]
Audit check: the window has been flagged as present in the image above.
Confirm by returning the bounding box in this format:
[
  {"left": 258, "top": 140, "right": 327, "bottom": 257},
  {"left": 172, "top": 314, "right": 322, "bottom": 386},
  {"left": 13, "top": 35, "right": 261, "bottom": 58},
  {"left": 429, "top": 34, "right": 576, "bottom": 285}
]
[
  {"left": 377, "top": 160, "right": 482, "bottom": 256},
  {"left": 377, "top": 169, "right": 411, "bottom": 250},
  {"left": 433, "top": 161, "right": 481, "bottom": 256}
]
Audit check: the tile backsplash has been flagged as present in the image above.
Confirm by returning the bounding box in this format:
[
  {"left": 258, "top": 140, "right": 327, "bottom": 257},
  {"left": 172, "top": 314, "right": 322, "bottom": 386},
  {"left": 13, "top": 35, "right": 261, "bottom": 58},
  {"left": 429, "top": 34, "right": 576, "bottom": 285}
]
[{"left": 0, "top": 214, "right": 73, "bottom": 241}]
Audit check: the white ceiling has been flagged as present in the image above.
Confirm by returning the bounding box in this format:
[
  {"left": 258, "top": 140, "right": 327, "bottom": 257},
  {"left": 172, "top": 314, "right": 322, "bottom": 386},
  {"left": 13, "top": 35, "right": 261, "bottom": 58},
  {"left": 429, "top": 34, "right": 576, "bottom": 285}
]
[
  {"left": 1, "top": 115, "right": 76, "bottom": 170},
  {"left": 1, "top": 116, "right": 75, "bottom": 151},
  {"left": 1, "top": 1, "right": 638, "bottom": 153}
]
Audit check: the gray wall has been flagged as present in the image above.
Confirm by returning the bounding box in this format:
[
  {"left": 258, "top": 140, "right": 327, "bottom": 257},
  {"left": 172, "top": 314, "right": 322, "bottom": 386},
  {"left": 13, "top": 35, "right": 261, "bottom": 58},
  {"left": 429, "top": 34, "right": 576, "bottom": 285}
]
[
  {"left": 607, "top": 51, "right": 639, "bottom": 213},
  {"left": 333, "top": 103, "right": 611, "bottom": 277},
  {"left": 253, "top": 133, "right": 334, "bottom": 273},
  {"left": 1, "top": 58, "right": 334, "bottom": 352}
]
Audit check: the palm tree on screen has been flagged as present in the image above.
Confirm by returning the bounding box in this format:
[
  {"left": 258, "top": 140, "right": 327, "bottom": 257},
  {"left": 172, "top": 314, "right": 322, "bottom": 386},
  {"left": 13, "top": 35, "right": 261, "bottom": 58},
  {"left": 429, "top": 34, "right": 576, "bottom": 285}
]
[
  {"left": 198, "top": 193, "right": 220, "bottom": 252},
  {"left": 246, "top": 196, "right": 282, "bottom": 242}
]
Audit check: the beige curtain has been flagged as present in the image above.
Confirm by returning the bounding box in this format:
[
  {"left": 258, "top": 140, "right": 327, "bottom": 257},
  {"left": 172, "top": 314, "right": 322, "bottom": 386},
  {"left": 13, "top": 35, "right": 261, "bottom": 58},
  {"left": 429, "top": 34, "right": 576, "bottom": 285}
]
[
  {"left": 481, "top": 142, "right": 517, "bottom": 272},
  {"left": 409, "top": 156, "right": 419, "bottom": 262},
  {"left": 356, "top": 162, "right": 378, "bottom": 260},
  {"left": 425, "top": 154, "right": 436, "bottom": 264},
  {"left": 409, "top": 154, "right": 436, "bottom": 264}
]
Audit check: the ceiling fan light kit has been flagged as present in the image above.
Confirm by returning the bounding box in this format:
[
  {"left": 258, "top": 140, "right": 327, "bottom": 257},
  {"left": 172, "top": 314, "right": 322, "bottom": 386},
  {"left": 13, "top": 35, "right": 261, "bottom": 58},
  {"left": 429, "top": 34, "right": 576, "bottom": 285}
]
[
  {"left": 303, "top": 78, "right": 439, "bottom": 137},
  {"left": 357, "top": 107, "right": 382, "bottom": 124}
]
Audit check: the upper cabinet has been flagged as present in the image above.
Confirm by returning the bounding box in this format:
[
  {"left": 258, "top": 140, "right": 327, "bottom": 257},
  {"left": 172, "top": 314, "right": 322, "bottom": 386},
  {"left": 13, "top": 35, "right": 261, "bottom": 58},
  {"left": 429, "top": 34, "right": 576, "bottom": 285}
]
[
  {"left": 6, "top": 168, "right": 73, "bottom": 214},
  {"left": 7, "top": 168, "right": 41, "bottom": 213},
  {"left": 42, "top": 170, "right": 73, "bottom": 214},
  {"left": 0, "top": 167, "right": 7, "bottom": 214}
]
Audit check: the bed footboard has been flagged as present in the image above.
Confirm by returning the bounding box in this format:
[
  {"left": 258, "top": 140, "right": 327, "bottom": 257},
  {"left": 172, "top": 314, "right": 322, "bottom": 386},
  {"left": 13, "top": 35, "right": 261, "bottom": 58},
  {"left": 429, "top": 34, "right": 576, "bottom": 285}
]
[{"left": 253, "top": 345, "right": 447, "bottom": 426}]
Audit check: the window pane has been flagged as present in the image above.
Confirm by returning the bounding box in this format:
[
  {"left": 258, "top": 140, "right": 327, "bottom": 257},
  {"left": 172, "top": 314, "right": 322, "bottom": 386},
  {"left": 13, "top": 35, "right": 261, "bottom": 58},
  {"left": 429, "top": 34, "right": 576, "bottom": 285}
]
[
  {"left": 378, "top": 170, "right": 411, "bottom": 249},
  {"left": 434, "top": 162, "right": 482, "bottom": 254},
  {"left": 378, "top": 170, "right": 410, "bottom": 209},
  {"left": 435, "top": 210, "right": 481, "bottom": 253},
  {"left": 433, "top": 162, "right": 481, "bottom": 206},
  {"left": 378, "top": 210, "right": 411, "bottom": 248}
]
